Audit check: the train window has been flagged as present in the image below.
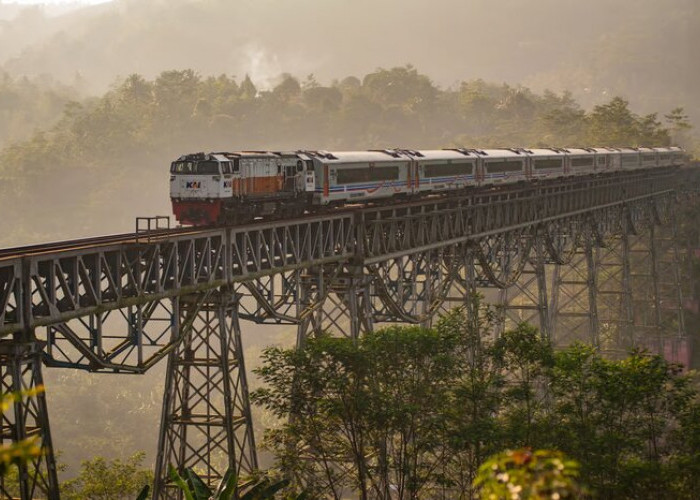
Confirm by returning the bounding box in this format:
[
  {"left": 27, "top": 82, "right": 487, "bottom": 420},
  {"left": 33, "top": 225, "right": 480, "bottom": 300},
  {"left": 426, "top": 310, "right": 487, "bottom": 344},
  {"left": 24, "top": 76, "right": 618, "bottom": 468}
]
[
  {"left": 336, "top": 166, "right": 399, "bottom": 184},
  {"left": 373, "top": 167, "right": 399, "bottom": 181},
  {"left": 336, "top": 168, "right": 369, "bottom": 184},
  {"left": 642, "top": 154, "right": 656, "bottom": 163},
  {"left": 571, "top": 157, "right": 594, "bottom": 168},
  {"left": 533, "top": 159, "right": 563, "bottom": 170},
  {"left": 296, "top": 160, "right": 304, "bottom": 172},
  {"left": 171, "top": 161, "right": 195, "bottom": 174},
  {"left": 305, "top": 160, "right": 315, "bottom": 172},
  {"left": 621, "top": 155, "right": 639, "bottom": 166},
  {"left": 597, "top": 155, "right": 607, "bottom": 166},
  {"left": 221, "top": 161, "right": 232, "bottom": 174},
  {"left": 424, "top": 162, "right": 474, "bottom": 178},
  {"left": 232, "top": 159, "right": 240, "bottom": 173},
  {"left": 485, "top": 160, "right": 523, "bottom": 173},
  {"left": 196, "top": 161, "right": 220, "bottom": 175}
]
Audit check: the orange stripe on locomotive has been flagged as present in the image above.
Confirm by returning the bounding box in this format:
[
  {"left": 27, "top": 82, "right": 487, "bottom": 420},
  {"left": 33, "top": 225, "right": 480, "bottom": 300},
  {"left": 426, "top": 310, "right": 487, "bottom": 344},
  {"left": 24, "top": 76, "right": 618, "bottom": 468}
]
[{"left": 232, "top": 174, "right": 284, "bottom": 197}]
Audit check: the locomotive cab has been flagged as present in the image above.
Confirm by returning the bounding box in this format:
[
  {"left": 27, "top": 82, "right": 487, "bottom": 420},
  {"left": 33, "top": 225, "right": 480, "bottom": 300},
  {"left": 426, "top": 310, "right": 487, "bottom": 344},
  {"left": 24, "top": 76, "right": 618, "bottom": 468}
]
[
  {"left": 171, "top": 151, "right": 316, "bottom": 225},
  {"left": 170, "top": 153, "right": 234, "bottom": 225}
]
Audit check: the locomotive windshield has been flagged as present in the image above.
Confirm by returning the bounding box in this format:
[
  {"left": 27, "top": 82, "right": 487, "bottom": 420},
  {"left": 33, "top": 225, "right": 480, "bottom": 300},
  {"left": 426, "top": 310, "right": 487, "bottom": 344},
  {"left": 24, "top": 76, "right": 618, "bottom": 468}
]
[{"left": 171, "top": 160, "right": 220, "bottom": 175}]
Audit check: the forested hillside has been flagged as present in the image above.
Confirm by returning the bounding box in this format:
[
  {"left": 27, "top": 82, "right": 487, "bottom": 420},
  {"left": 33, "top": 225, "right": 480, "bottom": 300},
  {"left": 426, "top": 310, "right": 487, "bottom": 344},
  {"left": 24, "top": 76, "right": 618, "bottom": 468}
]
[
  {"left": 1, "top": 0, "right": 697, "bottom": 125},
  {"left": 0, "top": 66, "right": 692, "bottom": 246}
]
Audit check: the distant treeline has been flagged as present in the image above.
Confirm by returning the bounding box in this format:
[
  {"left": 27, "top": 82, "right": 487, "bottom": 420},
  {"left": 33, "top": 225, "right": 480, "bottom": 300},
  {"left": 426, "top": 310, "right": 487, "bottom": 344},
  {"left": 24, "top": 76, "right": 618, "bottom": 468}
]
[{"left": 0, "top": 66, "right": 693, "bottom": 243}]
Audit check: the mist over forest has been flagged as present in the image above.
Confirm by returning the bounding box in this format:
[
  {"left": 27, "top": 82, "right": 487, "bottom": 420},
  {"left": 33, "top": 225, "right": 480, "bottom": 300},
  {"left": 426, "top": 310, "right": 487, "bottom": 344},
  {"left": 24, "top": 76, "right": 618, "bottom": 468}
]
[
  {"left": 0, "top": 0, "right": 698, "bottom": 487},
  {"left": 1, "top": 0, "right": 698, "bottom": 118}
]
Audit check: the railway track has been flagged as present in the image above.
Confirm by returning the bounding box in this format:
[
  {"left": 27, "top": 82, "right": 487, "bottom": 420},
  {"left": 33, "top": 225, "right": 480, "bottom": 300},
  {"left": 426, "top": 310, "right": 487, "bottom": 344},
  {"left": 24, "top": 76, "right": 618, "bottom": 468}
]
[
  {"left": 0, "top": 166, "right": 686, "bottom": 262},
  {"left": 0, "top": 226, "right": 199, "bottom": 260}
]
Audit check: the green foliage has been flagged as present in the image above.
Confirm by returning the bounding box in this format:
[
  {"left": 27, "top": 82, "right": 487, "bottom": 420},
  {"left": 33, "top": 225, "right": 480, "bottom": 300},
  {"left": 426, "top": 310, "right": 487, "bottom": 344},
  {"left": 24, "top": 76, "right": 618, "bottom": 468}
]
[
  {"left": 474, "top": 448, "right": 582, "bottom": 499},
  {"left": 60, "top": 451, "right": 153, "bottom": 500},
  {"left": 586, "top": 97, "right": 670, "bottom": 146},
  {"left": 547, "top": 346, "right": 697, "bottom": 499},
  {"left": 254, "top": 299, "right": 700, "bottom": 499},
  {"left": 254, "top": 324, "right": 462, "bottom": 498},
  {"left": 135, "top": 484, "right": 150, "bottom": 500},
  {"left": 168, "top": 465, "right": 299, "bottom": 500},
  {"left": 0, "top": 387, "right": 45, "bottom": 476},
  {"left": 0, "top": 72, "right": 81, "bottom": 150}
]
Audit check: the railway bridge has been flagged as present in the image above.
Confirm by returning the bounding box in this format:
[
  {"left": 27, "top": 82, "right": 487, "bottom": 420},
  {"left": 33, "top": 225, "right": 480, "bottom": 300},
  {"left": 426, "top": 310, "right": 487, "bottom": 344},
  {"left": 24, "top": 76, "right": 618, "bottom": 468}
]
[{"left": 0, "top": 166, "right": 696, "bottom": 499}]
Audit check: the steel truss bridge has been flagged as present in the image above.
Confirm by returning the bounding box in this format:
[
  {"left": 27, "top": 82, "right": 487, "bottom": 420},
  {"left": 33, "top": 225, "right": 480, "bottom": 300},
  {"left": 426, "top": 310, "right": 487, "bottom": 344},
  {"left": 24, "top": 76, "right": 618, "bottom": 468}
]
[{"left": 0, "top": 166, "right": 696, "bottom": 499}]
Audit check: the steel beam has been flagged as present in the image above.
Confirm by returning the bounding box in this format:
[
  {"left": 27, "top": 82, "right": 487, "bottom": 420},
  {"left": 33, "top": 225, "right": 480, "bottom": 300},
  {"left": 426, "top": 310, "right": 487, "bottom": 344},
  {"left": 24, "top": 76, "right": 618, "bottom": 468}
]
[{"left": 152, "top": 290, "right": 257, "bottom": 499}]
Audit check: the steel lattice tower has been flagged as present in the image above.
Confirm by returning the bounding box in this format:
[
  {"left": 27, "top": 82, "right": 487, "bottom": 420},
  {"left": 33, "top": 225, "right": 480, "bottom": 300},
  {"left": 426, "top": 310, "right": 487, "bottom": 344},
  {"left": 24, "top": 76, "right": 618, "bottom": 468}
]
[{"left": 152, "top": 291, "right": 257, "bottom": 499}]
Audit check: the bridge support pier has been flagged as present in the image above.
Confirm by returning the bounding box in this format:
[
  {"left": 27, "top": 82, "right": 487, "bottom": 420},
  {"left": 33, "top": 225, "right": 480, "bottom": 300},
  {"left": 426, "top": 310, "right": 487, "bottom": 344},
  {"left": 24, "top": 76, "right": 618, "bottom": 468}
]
[
  {"left": 153, "top": 291, "right": 257, "bottom": 499},
  {"left": 628, "top": 210, "right": 686, "bottom": 354},
  {"left": 497, "top": 237, "right": 552, "bottom": 340},
  {"left": 0, "top": 339, "right": 59, "bottom": 500},
  {"left": 594, "top": 228, "right": 635, "bottom": 351},
  {"left": 550, "top": 236, "right": 600, "bottom": 348}
]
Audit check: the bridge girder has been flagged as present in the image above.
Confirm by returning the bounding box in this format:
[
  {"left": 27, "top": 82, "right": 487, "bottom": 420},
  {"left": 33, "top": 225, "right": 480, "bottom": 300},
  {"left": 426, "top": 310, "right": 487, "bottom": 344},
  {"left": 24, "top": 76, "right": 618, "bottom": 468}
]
[{"left": 0, "top": 168, "right": 694, "bottom": 499}]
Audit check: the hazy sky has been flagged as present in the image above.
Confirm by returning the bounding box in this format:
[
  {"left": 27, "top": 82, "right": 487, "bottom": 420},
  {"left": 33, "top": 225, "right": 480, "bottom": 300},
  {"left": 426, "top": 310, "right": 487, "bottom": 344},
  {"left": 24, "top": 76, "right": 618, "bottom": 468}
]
[{"left": 1, "top": 0, "right": 111, "bottom": 4}]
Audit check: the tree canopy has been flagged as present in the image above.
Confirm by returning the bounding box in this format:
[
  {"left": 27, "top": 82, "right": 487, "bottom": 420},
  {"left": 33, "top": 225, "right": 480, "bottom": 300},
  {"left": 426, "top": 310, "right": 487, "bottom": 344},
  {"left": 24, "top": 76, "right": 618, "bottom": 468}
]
[
  {"left": 253, "top": 303, "right": 700, "bottom": 499},
  {"left": 0, "top": 66, "right": 693, "bottom": 246}
]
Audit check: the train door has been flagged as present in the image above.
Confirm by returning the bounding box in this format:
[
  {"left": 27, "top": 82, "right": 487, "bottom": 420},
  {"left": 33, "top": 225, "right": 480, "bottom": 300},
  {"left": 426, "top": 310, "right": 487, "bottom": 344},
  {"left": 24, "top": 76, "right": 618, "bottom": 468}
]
[
  {"left": 407, "top": 161, "right": 419, "bottom": 192},
  {"left": 475, "top": 161, "right": 484, "bottom": 185},
  {"left": 232, "top": 158, "right": 242, "bottom": 197},
  {"left": 284, "top": 163, "right": 296, "bottom": 191}
]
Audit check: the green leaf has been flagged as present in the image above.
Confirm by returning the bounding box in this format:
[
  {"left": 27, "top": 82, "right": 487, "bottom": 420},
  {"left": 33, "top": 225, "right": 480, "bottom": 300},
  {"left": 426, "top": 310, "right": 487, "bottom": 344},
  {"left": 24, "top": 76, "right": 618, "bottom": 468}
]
[
  {"left": 168, "top": 464, "right": 195, "bottom": 500},
  {"left": 254, "top": 478, "right": 290, "bottom": 499},
  {"left": 135, "top": 484, "right": 150, "bottom": 500},
  {"left": 240, "top": 478, "right": 272, "bottom": 500},
  {"left": 213, "top": 469, "right": 238, "bottom": 500},
  {"left": 184, "top": 467, "right": 213, "bottom": 500}
]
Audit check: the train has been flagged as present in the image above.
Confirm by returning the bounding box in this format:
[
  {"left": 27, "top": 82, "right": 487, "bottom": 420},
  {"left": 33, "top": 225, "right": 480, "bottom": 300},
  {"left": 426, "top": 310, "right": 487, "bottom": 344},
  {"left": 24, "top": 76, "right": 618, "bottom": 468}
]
[{"left": 169, "top": 146, "right": 688, "bottom": 225}]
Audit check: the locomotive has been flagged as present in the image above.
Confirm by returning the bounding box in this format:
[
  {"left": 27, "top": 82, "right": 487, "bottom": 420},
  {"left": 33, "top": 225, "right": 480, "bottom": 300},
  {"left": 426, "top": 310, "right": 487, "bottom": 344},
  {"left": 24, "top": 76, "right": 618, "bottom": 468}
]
[{"left": 169, "top": 146, "right": 687, "bottom": 226}]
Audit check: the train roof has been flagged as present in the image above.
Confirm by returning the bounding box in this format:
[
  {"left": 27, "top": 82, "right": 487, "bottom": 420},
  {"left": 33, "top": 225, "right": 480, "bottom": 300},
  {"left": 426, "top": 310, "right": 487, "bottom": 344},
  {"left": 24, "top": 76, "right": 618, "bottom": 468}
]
[
  {"left": 591, "top": 147, "right": 619, "bottom": 154},
  {"left": 308, "top": 150, "right": 411, "bottom": 163},
  {"left": 528, "top": 148, "right": 568, "bottom": 156},
  {"left": 480, "top": 149, "right": 531, "bottom": 159},
  {"left": 412, "top": 150, "right": 480, "bottom": 161}
]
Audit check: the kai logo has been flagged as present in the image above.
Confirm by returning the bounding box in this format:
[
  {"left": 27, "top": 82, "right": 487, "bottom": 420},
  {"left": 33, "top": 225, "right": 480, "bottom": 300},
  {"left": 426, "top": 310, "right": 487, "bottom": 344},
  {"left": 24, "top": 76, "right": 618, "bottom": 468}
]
[
  {"left": 185, "top": 181, "right": 202, "bottom": 189},
  {"left": 223, "top": 180, "right": 233, "bottom": 188}
]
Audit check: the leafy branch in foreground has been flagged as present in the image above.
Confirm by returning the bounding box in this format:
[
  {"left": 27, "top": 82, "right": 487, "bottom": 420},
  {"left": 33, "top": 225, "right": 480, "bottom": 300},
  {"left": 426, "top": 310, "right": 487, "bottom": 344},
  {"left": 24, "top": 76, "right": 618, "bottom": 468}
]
[
  {"left": 474, "top": 448, "right": 583, "bottom": 500},
  {"left": 0, "top": 387, "right": 45, "bottom": 476}
]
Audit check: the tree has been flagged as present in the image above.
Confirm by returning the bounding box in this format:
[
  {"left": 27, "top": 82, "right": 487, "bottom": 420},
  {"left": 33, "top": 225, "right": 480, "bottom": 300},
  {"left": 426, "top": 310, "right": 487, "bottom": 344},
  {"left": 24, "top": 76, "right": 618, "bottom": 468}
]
[
  {"left": 60, "top": 452, "right": 153, "bottom": 500},
  {"left": 239, "top": 74, "right": 258, "bottom": 100},
  {"left": 494, "top": 324, "right": 554, "bottom": 449},
  {"left": 253, "top": 326, "right": 461, "bottom": 500},
  {"left": 362, "top": 65, "right": 437, "bottom": 110},
  {"left": 664, "top": 107, "right": 692, "bottom": 146},
  {"left": 435, "top": 301, "right": 507, "bottom": 499},
  {"left": 547, "top": 346, "right": 698, "bottom": 499},
  {"left": 587, "top": 97, "right": 640, "bottom": 146}
]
